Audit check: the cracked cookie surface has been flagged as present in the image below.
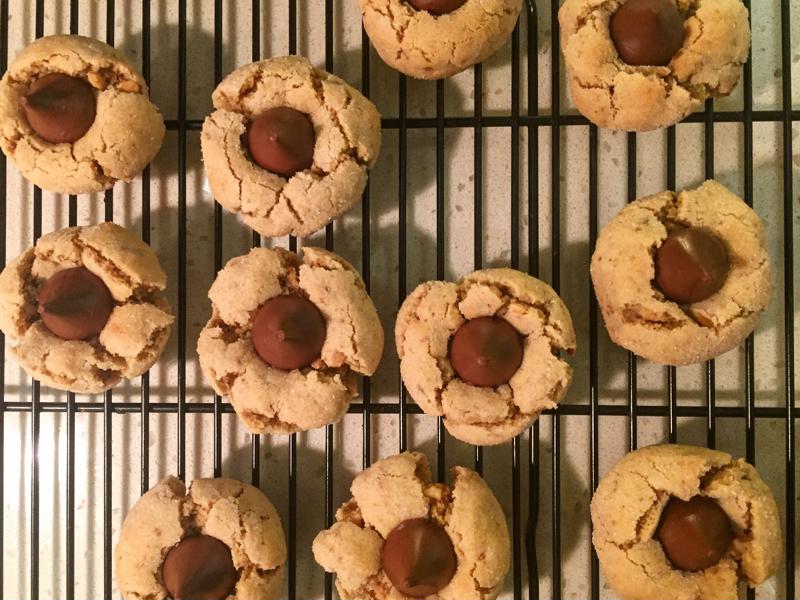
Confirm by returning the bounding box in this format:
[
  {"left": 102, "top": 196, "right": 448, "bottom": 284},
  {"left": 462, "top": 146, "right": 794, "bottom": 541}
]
[
  {"left": 197, "top": 246, "right": 383, "bottom": 434},
  {"left": 590, "top": 179, "right": 771, "bottom": 366},
  {"left": 313, "top": 451, "right": 510, "bottom": 600},
  {"left": 0, "top": 222, "right": 173, "bottom": 393},
  {"left": 115, "top": 476, "right": 287, "bottom": 600},
  {"left": 201, "top": 56, "right": 381, "bottom": 238},
  {"left": 359, "top": 0, "right": 522, "bottom": 80},
  {"left": 558, "top": 0, "right": 750, "bottom": 131},
  {"left": 591, "top": 444, "right": 782, "bottom": 600},
  {"left": 0, "top": 35, "right": 165, "bottom": 194},
  {"left": 395, "top": 268, "right": 576, "bottom": 446}
]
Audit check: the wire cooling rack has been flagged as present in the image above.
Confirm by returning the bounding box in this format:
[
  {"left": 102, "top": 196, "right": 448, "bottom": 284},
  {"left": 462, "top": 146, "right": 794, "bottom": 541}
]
[{"left": 0, "top": 1, "right": 798, "bottom": 599}]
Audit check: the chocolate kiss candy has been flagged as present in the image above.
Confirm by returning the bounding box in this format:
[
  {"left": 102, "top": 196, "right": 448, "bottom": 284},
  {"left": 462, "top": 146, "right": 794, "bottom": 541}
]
[
  {"left": 407, "top": 0, "right": 468, "bottom": 16},
  {"left": 38, "top": 267, "right": 114, "bottom": 341},
  {"left": 381, "top": 518, "right": 457, "bottom": 597},
  {"left": 251, "top": 295, "right": 327, "bottom": 371},
  {"left": 610, "top": 0, "right": 685, "bottom": 66},
  {"left": 246, "top": 107, "right": 315, "bottom": 178},
  {"left": 656, "top": 496, "right": 734, "bottom": 572},
  {"left": 161, "top": 534, "right": 237, "bottom": 600},
  {"left": 655, "top": 226, "right": 730, "bottom": 304},
  {"left": 22, "top": 73, "right": 96, "bottom": 143},
  {"left": 449, "top": 316, "right": 524, "bottom": 387}
]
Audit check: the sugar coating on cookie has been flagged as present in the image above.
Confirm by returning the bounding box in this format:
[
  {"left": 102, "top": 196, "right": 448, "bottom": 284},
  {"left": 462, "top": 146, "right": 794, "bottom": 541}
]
[
  {"left": 0, "top": 35, "right": 165, "bottom": 194},
  {"left": 591, "top": 180, "right": 771, "bottom": 366},
  {"left": 591, "top": 444, "right": 782, "bottom": 600},
  {"left": 197, "top": 246, "right": 384, "bottom": 434},
  {"left": 115, "top": 476, "right": 287, "bottom": 600},
  {"left": 313, "top": 451, "right": 510, "bottom": 600},
  {"left": 359, "top": 0, "right": 523, "bottom": 80},
  {"left": 558, "top": 0, "right": 751, "bottom": 131},
  {"left": 395, "top": 268, "right": 576, "bottom": 446},
  {"left": 201, "top": 56, "right": 381, "bottom": 238},
  {"left": 0, "top": 223, "right": 173, "bottom": 394}
]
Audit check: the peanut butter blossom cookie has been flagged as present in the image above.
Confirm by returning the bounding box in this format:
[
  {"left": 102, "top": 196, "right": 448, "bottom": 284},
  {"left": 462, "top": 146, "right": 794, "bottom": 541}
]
[
  {"left": 313, "top": 451, "right": 510, "bottom": 599},
  {"left": 358, "top": 0, "right": 523, "bottom": 80},
  {"left": 197, "top": 246, "right": 383, "bottom": 434},
  {"left": 0, "top": 35, "right": 165, "bottom": 194},
  {"left": 591, "top": 444, "right": 782, "bottom": 600},
  {"left": 0, "top": 223, "right": 173, "bottom": 393},
  {"left": 396, "top": 268, "right": 576, "bottom": 446},
  {"left": 201, "top": 56, "right": 381, "bottom": 238},
  {"left": 559, "top": 0, "right": 750, "bottom": 131},
  {"left": 115, "top": 476, "right": 286, "bottom": 600},
  {"left": 591, "top": 180, "right": 771, "bottom": 366}
]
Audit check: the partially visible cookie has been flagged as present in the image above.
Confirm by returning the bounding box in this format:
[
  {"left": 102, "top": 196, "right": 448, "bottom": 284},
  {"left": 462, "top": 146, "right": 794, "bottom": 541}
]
[
  {"left": 197, "top": 246, "right": 383, "bottom": 435},
  {"left": 396, "top": 268, "right": 576, "bottom": 446},
  {"left": 559, "top": 0, "right": 750, "bottom": 131},
  {"left": 115, "top": 476, "right": 286, "bottom": 600},
  {"left": 359, "top": 0, "right": 523, "bottom": 80},
  {"left": 0, "top": 35, "right": 165, "bottom": 193},
  {"left": 201, "top": 56, "right": 381, "bottom": 238},
  {"left": 313, "top": 451, "right": 510, "bottom": 600},
  {"left": 591, "top": 444, "right": 782, "bottom": 600},
  {"left": 591, "top": 180, "right": 771, "bottom": 366},
  {"left": 0, "top": 222, "right": 172, "bottom": 393}
]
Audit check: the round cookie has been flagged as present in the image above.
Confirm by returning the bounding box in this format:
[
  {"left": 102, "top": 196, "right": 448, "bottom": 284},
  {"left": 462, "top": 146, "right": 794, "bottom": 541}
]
[
  {"left": 558, "top": 0, "right": 751, "bottom": 131},
  {"left": 201, "top": 56, "right": 381, "bottom": 238},
  {"left": 395, "top": 268, "right": 576, "bottom": 446},
  {"left": 0, "top": 35, "right": 165, "bottom": 194},
  {"left": 197, "top": 246, "right": 384, "bottom": 435},
  {"left": 313, "top": 451, "right": 510, "bottom": 600},
  {"left": 591, "top": 180, "right": 771, "bottom": 366},
  {"left": 359, "top": 0, "right": 523, "bottom": 80},
  {"left": 0, "top": 222, "right": 173, "bottom": 394},
  {"left": 115, "top": 476, "right": 286, "bottom": 600},
  {"left": 591, "top": 444, "right": 782, "bottom": 600}
]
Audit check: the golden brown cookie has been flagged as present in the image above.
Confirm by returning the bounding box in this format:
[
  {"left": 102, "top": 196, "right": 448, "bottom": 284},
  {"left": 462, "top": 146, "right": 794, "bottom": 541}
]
[
  {"left": 591, "top": 444, "right": 782, "bottom": 600},
  {"left": 313, "top": 451, "right": 510, "bottom": 600},
  {"left": 0, "top": 223, "right": 172, "bottom": 394},
  {"left": 115, "top": 476, "right": 286, "bottom": 600},
  {"left": 197, "top": 246, "right": 383, "bottom": 435},
  {"left": 559, "top": 0, "right": 750, "bottom": 131},
  {"left": 395, "top": 268, "right": 576, "bottom": 446},
  {"left": 591, "top": 180, "right": 771, "bottom": 366},
  {"left": 358, "top": 0, "right": 523, "bottom": 80},
  {"left": 0, "top": 35, "right": 165, "bottom": 194},
  {"left": 201, "top": 56, "right": 381, "bottom": 238}
]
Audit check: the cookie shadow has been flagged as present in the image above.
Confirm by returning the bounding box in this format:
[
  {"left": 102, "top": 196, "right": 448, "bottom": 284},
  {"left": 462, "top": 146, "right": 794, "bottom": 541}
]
[
  {"left": 116, "top": 1, "right": 220, "bottom": 181},
  {"left": 219, "top": 426, "right": 359, "bottom": 599}
]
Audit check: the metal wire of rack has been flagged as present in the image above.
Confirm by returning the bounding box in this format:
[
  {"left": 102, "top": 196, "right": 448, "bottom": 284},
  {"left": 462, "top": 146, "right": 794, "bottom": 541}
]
[{"left": 0, "top": 1, "right": 797, "bottom": 599}]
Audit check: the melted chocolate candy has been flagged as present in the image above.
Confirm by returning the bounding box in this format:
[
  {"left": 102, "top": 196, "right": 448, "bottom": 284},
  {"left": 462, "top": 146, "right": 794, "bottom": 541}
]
[
  {"left": 38, "top": 267, "right": 114, "bottom": 341},
  {"left": 656, "top": 496, "right": 734, "bottom": 572},
  {"left": 610, "top": 0, "right": 685, "bottom": 66},
  {"left": 655, "top": 226, "right": 730, "bottom": 304},
  {"left": 246, "top": 107, "right": 315, "bottom": 178},
  {"left": 22, "top": 73, "right": 96, "bottom": 143},
  {"left": 161, "top": 534, "right": 237, "bottom": 600},
  {"left": 449, "top": 316, "right": 524, "bottom": 387},
  {"left": 381, "top": 518, "right": 457, "bottom": 598},
  {"left": 407, "top": 0, "right": 467, "bottom": 16},
  {"left": 251, "top": 295, "right": 327, "bottom": 371}
]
